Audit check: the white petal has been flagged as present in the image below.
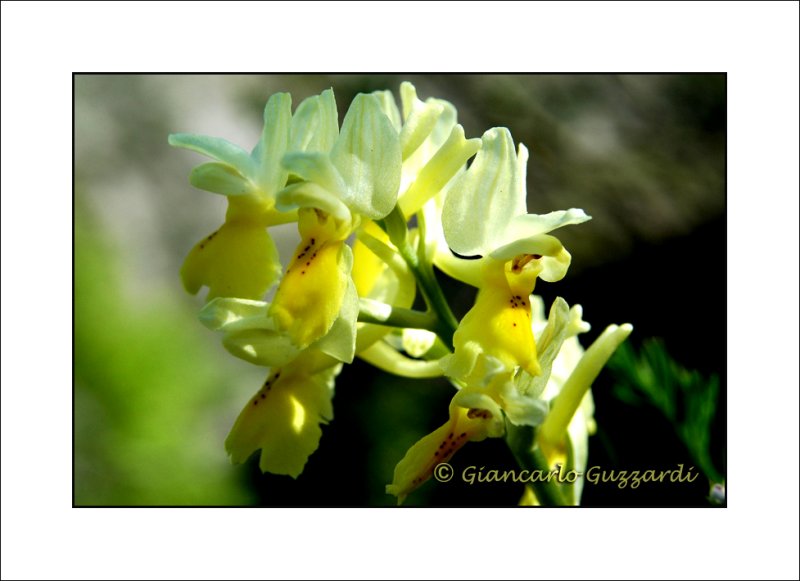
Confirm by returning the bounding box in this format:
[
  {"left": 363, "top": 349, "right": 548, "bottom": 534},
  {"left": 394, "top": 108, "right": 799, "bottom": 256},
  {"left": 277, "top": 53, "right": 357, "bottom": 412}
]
[
  {"left": 251, "top": 92, "right": 292, "bottom": 193},
  {"left": 188, "top": 162, "right": 256, "bottom": 196},
  {"left": 289, "top": 89, "right": 339, "bottom": 153},
  {"left": 398, "top": 82, "right": 444, "bottom": 161},
  {"left": 498, "top": 209, "right": 591, "bottom": 247},
  {"left": 371, "top": 89, "right": 402, "bottom": 132},
  {"left": 499, "top": 381, "right": 550, "bottom": 427},
  {"left": 330, "top": 93, "right": 402, "bottom": 219},
  {"left": 442, "top": 128, "right": 526, "bottom": 256},
  {"left": 222, "top": 329, "right": 300, "bottom": 367},
  {"left": 276, "top": 181, "right": 352, "bottom": 223},
  {"left": 399, "top": 124, "right": 481, "bottom": 217},
  {"left": 515, "top": 297, "right": 572, "bottom": 399},
  {"left": 401, "top": 328, "right": 437, "bottom": 358},
  {"left": 282, "top": 151, "right": 347, "bottom": 194},
  {"left": 168, "top": 133, "right": 256, "bottom": 178},
  {"left": 198, "top": 297, "right": 269, "bottom": 331}
]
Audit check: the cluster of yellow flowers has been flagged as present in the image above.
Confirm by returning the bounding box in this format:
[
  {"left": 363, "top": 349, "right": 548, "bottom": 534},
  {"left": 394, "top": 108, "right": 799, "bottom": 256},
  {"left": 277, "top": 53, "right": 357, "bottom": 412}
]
[{"left": 171, "top": 82, "right": 631, "bottom": 505}]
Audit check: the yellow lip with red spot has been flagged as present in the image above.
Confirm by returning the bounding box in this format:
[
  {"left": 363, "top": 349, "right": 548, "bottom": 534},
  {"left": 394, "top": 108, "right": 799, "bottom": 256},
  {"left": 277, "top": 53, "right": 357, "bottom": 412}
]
[
  {"left": 386, "top": 401, "right": 499, "bottom": 504},
  {"left": 270, "top": 208, "right": 354, "bottom": 349},
  {"left": 451, "top": 255, "right": 544, "bottom": 378},
  {"left": 225, "top": 350, "right": 342, "bottom": 478}
]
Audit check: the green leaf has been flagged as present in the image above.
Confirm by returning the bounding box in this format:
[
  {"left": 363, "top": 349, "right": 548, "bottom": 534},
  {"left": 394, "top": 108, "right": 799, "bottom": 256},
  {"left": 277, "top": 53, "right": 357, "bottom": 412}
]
[
  {"left": 609, "top": 339, "right": 724, "bottom": 484},
  {"left": 500, "top": 209, "right": 591, "bottom": 248}
]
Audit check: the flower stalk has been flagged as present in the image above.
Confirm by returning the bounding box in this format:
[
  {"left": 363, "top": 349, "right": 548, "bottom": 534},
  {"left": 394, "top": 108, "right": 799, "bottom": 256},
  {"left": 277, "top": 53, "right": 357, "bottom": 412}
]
[
  {"left": 505, "top": 422, "right": 568, "bottom": 507},
  {"left": 356, "top": 298, "right": 439, "bottom": 332}
]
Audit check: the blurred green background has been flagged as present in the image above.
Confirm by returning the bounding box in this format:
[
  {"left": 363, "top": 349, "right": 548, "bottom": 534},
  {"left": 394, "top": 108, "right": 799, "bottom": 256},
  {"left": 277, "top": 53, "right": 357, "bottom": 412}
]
[{"left": 74, "top": 74, "right": 725, "bottom": 506}]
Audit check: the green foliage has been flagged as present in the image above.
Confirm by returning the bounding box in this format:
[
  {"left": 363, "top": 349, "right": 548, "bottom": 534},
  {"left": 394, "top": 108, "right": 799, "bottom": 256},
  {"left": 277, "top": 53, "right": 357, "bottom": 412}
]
[
  {"left": 74, "top": 206, "right": 252, "bottom": 506},
  {"left": 608, "top": 339, "right": 724, "bottom": 485}
]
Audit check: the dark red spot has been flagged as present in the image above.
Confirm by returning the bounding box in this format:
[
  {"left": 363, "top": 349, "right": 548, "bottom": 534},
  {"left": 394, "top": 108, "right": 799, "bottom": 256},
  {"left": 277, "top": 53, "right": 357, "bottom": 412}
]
[{"left": 532, "top": 254, "right": 542, "bottom": 259}]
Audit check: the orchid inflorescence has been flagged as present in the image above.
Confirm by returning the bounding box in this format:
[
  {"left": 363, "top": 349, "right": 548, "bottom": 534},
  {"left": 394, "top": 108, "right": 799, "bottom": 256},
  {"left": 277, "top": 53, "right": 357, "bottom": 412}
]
[{"left": 170, "top": 82, "right": 632, "bottom": 506}]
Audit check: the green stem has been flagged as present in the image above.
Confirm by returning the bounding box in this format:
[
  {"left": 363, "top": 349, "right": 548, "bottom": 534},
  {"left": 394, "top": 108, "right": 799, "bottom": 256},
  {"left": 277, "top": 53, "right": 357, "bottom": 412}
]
[
  {"left": 415, "top": 203, "right": 460, "bottom": 340},
  {"left": 407, "top": 261, "right": 459, "bottom": 349},
  {"left": 382, "top": 206, "right": 459, "bottom": 349},
  {"left": 357, "top": 298, "right": 439, "bottom": 332},
  {"left": 425, "top": 336, "right": 453, "bottom": 359},
  {"left": 505, "top": 422, "right": 568, "bottom": 507}
]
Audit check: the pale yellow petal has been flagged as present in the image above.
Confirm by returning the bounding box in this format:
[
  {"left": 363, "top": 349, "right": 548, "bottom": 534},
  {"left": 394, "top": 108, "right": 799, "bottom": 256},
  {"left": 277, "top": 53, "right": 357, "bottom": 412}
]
[
  {"left": 386, "top": 402, "right": 494, "bottom": 504},
  {"left": 225, "top": 357, "right": 340, "bottom": 477},
  {"left": 180, "top": 220, "right": 281, "bottom": 301},
  {"left": 270, "top": 239, "right": 351, "bottom": 348}
]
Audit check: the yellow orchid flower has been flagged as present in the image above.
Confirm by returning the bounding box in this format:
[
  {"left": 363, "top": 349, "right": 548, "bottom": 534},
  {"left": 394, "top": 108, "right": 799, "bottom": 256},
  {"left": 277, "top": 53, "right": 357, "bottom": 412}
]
[
  {"left": 197, "top": 298, "right": 348, "bottom": 476},
  {"left": 269, "top": 92, "right": 402, "bottom": 349},
  {"left": 269, "top": 208, "right": 356, "bottom": 348},
  {"left": 392, "top": 82, "right": 482, "bottom": 217},
  {"left": 197, "top": 222, "right": 416, "bottom": 477},
  {"left": 224, "top": 349, "right": 341, "bottom": 477},
  {"left": 386, "top": 296, "right": 573, "bottom": 503},
  {"left": 386, "top": 398, "right": 501, "bottom": 504},
  {"left": 519, "top": 297, "right": 633, "bottom": 505},
  {"left": 169, "top": 93, "right": 291, "bottom": 300},
  {"left": 170, "top": 89, "right": 339, "bottom": 301},
  {"left": 437, "top": 127, "right": 590, "bottom": 381},
  {"left": 170, "top": 82, "right": 636, "bottom": 504},
  {"left": 388, "top": 295, "right": 631, "bottom": 504},
  {"left": 346, "top": 83, "right": 480, "bottom": 378}
]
